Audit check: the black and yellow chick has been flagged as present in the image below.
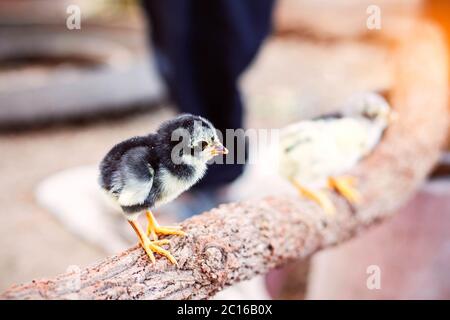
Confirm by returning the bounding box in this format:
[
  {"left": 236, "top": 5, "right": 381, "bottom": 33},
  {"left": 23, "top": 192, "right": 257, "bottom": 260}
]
[{"left": 99, "top": 114, "right": 228, "bottom": 265}]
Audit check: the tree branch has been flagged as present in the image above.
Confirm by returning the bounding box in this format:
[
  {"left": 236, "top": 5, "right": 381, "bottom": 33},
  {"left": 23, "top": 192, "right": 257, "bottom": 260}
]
[{"left": 1, "top": 21, "right": 448, "bottom": 300}]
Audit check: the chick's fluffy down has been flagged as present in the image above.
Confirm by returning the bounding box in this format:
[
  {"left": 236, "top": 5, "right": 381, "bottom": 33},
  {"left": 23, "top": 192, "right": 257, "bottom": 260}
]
[{"left": 279, "top": 118, "right": 383, "bottom": 188}]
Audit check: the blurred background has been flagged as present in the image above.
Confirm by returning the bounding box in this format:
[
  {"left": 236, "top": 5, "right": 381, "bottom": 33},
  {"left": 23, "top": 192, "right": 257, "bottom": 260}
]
[{"left": 0, "top": 0, "right": 449, "bottom": 299}]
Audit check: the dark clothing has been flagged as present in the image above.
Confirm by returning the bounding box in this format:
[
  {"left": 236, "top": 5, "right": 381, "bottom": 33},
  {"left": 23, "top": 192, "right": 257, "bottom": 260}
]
[{"left": 141, "top": 0, "right": 274, "bottom": 189}]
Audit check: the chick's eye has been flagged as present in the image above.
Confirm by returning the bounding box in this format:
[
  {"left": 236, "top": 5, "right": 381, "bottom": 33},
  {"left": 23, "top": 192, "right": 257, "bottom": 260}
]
[
  {"left": 198, "top": 140, "right": 209, "bottom": 151},
  {"left": 362, "top": 110, "right": 376, "bottom": 120}
]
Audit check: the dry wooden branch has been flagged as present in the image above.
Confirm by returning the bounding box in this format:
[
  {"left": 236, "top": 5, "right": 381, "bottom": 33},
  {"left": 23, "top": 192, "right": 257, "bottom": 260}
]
[{"left": 1, "top": 21, "right": 448, "bottom": 300}]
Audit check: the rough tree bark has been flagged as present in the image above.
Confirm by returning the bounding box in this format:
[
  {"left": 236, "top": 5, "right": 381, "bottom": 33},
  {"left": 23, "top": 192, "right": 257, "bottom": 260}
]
[{"left": 1, "top": 21, "right": 448, "bottom": 300}]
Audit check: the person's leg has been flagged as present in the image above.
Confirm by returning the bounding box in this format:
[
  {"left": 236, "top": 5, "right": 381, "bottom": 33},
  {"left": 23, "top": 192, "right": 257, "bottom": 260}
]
[
  {"left": 189, "top": 0, "right": 274, "bottom": 189},
  {"left": 141, "top": 0, "right": 275, "bottom": 189},
  {"left": 141, "top": 0, "right": 198, "bottom": 110}
]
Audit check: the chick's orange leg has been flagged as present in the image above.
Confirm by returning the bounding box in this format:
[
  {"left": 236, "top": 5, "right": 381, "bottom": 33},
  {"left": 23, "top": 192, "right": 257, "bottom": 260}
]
[
  {"left": 146, "top": 210, "right": 186, "bottom": 240},
  {"left": 291, "top": 180, "right": 335, "bottom": 215},
  {"left": 128, "top": 220, "right": 177, "bottom": 265},
  {"left": 328, "top": 176, "right": 361, "bottom": 204}
]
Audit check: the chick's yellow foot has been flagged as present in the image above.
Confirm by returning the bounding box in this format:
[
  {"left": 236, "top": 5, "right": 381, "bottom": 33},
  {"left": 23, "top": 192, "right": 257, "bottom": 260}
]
[
  {"left": 144, "top": 240, "right": 178, "bottom": 265},
  {"left": 128, "top": 220, "right": 178, "bottom": 265},
  {"left": 328, "top": 176, "right": 361, "bottom": 204},
  {"left": 146, "top": 211, "right": 186, "bottom": 240},
  {"left": 291, "top": 180, "right": 335, "bottom": 215}
]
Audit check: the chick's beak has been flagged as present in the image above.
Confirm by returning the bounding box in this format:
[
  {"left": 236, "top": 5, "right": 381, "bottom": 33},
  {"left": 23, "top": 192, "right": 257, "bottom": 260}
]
[{"left": 211, "top": 142, "right": 228, "bottom": 156}]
